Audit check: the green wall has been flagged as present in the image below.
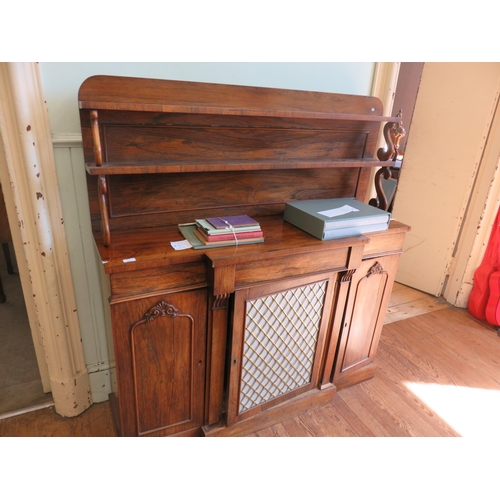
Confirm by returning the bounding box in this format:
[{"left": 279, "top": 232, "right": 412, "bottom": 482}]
[{"left": 40, "top": 62, "right": 375, "bottom": 134}]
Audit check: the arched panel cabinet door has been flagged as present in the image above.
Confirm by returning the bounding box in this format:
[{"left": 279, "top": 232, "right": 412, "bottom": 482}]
[
  {"left": 333, "top": 254, "right": 400, "bottom": 390},
  {"left": 110, "top": 288, "right": 207, "bottom": 437}
]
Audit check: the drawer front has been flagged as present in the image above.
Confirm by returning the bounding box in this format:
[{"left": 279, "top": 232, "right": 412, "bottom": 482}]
[
  {"left": 110, "top": 261, "right": 207, "bottom": 301},
  {"left": 234, "top": 248, "right": 349, "bottom": 288},
  {"left": 363, "top": 231, "right": 406, "bottom": 258}
]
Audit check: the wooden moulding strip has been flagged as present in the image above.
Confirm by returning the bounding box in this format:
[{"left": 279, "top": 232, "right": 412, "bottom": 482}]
[
  {"left": 78, "top": 100, "right": 402, "bottom": 122},
  {"left": 202, "top": 386, "right": 337, "bottom": 437},
  {"left": 85, "top": 160, "right": 398, "bottom": 176}
]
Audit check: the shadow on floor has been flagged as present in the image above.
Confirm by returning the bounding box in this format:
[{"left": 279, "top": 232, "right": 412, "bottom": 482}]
[{"left": 0, "top": 243, "right": 53, "bottom": 418}]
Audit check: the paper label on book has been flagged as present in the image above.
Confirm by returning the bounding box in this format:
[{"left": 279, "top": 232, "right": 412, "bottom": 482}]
[
  {"left": 171, "top": 240, "right": 193, "bottom": 250},
  {"left": 317, "top": 204, "right": 359, "bottom": 218}
]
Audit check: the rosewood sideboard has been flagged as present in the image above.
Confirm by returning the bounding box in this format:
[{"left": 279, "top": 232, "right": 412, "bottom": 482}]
[{"left": 78, "top": 75, "right": 409, "bottom": 436}]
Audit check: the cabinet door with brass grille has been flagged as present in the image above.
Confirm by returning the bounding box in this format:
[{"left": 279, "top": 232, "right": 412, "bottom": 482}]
[
  {"left": 226, "top": 272, "right": 339, "bottom": 427},
  {"left": 333, "top": 254, "right": 400, "bottom": 389}
]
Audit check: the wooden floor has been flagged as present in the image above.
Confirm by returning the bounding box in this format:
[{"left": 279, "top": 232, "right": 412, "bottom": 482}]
[
  {"left": 2, "top": 284, "right": 500, "bottom": 437},
  {"left": 250, "top": 305, "right": 500, "bottom": 437},
  {"left": 385, "top": 281, "right": 450, "bottom": 324}
]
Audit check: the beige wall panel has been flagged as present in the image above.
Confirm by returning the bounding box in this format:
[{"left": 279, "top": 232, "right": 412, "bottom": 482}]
[{"left": 393, "top": 63, "right": 500, "bottom": 296}]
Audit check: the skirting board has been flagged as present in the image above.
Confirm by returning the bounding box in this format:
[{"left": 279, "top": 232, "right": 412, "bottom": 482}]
[{"left": 88, "top": 368, "right": 111, "bottom": 403}]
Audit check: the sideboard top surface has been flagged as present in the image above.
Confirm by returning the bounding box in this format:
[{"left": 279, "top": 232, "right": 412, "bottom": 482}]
[{"left": 95, "top": 217, "right": 409, "bottom": 275}]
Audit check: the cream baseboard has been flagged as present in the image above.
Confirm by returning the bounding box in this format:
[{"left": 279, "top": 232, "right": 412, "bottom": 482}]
[{"left": 51, "top": 133, "right": 83, "bottom": 148}]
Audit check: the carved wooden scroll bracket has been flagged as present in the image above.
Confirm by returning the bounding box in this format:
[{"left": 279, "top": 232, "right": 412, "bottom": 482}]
[
  {"left": 341, "top": 269, "right": 356, "bottom": 283},
  {"left": 369, "top": 166, "right": 394, "bottom": 211},
  {"left": 370, "top": 111, "right": 406, "bottom": 212},
  {"left": 213, "top": 293, "right": 230, "bottom": 310},
  {"left": 377, "top": 111, "right": 406, "bottom": 162},
  {"left": 97, "top": 175, "right": 111, "bottom": 247}
]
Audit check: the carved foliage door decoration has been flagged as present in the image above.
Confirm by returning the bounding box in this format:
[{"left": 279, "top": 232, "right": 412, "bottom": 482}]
[{"left": 129, "top": 290, "right": 206, "bottom": 436}]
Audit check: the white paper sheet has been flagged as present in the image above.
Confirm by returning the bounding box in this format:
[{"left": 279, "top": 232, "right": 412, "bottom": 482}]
[
  {"left": 171, "top": 239, "right": 193, "bottom": 250},
  {"left": 318, "top": 204, "right": 359, "bottom": 218}
]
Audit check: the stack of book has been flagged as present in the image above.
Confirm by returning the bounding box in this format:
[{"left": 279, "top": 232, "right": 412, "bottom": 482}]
[
  {"left": 284, "top": 198, "right": 391, "bottom": 240},
  {"left": 178, "top": 215, "right": 264, "bottom": 249}
]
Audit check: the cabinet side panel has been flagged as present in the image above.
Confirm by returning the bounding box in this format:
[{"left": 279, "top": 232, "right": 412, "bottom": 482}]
[
  {"left": 341, "top": 272, "right": 387, "bottom": 370},
  {"left": 334, "top": 254, "right": 400, "bottom": 387}
]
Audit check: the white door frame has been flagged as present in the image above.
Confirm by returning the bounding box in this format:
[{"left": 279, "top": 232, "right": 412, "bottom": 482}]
[
  {"left": 0, "top": 62, "right": 92, "bottom": 417},
  {"left": 443, "top": 80, "right": 500, "bottom": 306}
]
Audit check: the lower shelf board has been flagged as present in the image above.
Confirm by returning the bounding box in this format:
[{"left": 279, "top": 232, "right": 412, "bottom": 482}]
[{"left": 202, "top": 385, "right": 337, "bottom": 437}]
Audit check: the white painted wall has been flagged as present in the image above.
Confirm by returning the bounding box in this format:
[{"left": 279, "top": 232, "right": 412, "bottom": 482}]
[{"left": 39, "top": 62, "right": 376, "bottom": 401}]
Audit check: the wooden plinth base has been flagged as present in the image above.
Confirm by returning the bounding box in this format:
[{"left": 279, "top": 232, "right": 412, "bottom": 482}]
[
  {"left": 334, "top": 363, "right": 376, "bottom": 391},
  {"left": 203, "top": 385, "right": 337, "bottom": 437}
]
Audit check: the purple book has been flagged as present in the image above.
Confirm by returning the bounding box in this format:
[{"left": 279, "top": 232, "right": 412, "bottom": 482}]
[{"left": 206, "top": 215, "right": 259, "bottom": 229}]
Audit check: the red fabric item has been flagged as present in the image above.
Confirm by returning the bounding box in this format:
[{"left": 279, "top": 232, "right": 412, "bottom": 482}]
[
  {"left": 485, "top": 272, "right": 500, "bottom": 325},
  {"left": 468, "top": 206, "right": 500, "bottom": 323}
]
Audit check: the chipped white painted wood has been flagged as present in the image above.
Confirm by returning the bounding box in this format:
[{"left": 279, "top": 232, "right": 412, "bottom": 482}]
[
  {"left": 0, "top": 63, "right": 92, "bottom": 417},
  {"left": 443, "top": 80, "right": 500, "bottom": 307}
]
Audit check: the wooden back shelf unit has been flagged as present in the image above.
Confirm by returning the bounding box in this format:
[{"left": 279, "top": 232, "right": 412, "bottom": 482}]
[
  {"left": 79, "top": 75, "right": 403, "bottom": 247},
  {"left": 78, "top": 75, "right": 409, "bottom": 437}
]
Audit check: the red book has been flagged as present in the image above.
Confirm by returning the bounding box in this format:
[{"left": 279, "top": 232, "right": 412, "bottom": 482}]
[{"left": 194, "top": 228, "right": 263, "bottom": 243}]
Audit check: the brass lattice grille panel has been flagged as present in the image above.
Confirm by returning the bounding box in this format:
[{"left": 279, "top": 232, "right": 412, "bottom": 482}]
[{"left": 239, "top": 281, "right": 327, "bottom": 413}]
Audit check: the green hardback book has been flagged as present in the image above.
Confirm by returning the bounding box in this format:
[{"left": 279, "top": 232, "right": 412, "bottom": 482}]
[
  {"left": 179, "top": 223, "right": 264, "bottom": 249},
  {"left": 284, "top": 198, "right": 391, "bottom": 240},
  {"left": 195, "top": 218, "right": 261, "bottom": 235}
]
